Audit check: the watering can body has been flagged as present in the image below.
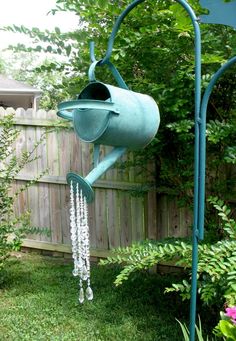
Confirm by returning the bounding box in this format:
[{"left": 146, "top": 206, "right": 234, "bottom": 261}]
[
  {"left": 58, "top": 81, "right": 160, "bottom": 150},
  {"left": 57, "top": 81, "right": 160, "bottom": 202}
]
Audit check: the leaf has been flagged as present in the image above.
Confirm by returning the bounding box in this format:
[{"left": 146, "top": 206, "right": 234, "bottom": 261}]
[
  {"left": 46, "top": 46, "right": 53, "bottom": 53},
  {"left": 176, "top": 319, "right": 189, "bottom": 341},
  {"left": 55, "top": 26, "right": 61, "bottom": 35},
  {"left": 65, "top": 45, "right": 72, "bottom": 56},
  {"left": 219, "top": 320, "right": 236, "bottom": 339},
  {"left": 201, "top": 53, "right": 226, "bottom": 64}
]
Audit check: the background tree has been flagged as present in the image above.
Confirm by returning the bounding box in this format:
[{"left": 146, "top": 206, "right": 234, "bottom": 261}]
[{"left": 0, "top": 51, "right": 68, "bottom": 110}]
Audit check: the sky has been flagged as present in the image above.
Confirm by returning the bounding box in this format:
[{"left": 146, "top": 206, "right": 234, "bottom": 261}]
[{"left": 0, "top": 0, "right": 78, "bottom": 49}]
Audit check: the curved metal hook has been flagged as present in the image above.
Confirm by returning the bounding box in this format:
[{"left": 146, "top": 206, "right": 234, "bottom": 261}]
[
  {"left": 100, "top": 0, "right": 145, "bottom": 65},
  {"left": 89, "top": 1, "right": 145, "bottom": 65},
  {"left": 198, "top": 55, "right": 236, "bottom": 241},
  {"left": 88, "top": 59, "right": 129, "bottom": 89},
  {"left": 89, "top": 41, "right": 97, "bottom": 62}
]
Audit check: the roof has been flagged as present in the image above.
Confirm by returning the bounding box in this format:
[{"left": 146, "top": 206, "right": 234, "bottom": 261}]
[{"left": 0, "top": 74, "right": 41, "bottom": 94}]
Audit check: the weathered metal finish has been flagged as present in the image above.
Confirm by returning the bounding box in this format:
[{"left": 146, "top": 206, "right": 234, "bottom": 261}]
[
  {"left": 73, "top": 82, "right": 160, "bottom": 149},
  {"left": 200, "top": 0, "right": 236, "bottom": 29},
  {"left": 57, "top": 76, "right": 160, "bottom": 202}
]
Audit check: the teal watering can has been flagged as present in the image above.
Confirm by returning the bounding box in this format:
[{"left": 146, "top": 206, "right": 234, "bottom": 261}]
[{"left": 57, "top": 81, "right": 160, "bottom": 202}]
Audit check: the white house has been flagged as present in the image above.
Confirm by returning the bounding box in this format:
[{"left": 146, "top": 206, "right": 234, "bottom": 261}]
[{"left": 0, "top": 74, "right": 42, "bottom": 110}]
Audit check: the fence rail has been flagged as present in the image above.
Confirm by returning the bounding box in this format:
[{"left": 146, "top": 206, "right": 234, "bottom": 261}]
[{"left": 1, "top": 107, "right": 191, "bottom": 256}]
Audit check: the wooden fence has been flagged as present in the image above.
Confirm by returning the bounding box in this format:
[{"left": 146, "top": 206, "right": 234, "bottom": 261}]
[{"left": 1, "top": 107, "right": 191, "bottom": 257}]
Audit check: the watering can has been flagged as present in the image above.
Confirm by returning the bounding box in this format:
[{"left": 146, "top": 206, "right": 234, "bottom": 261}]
[{"left": 57, "top": 80, "right": 160, "bottom": 202}]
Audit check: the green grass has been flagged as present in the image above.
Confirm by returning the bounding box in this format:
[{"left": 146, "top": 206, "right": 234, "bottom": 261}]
[{"left": 0, "top": 253, "right": 190, "bottom": 341}]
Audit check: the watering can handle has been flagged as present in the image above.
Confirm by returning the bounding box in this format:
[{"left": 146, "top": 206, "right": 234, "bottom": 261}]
[
  {"left": 57, "top": 110, "right": 73, "bottom": 121},
  {"left": 88, "top": 60, "right": 129, "bottom": 90},
  {"left": 57, "top": 99, "right": 120, "bottom": 120}
]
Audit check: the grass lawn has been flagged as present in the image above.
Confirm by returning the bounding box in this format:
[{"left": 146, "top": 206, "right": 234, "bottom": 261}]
[{"left": 0, "top": 252, "right": 191, "bottom": 341}]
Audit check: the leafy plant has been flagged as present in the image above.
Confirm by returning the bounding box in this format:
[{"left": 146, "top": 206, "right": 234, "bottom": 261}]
[
  {"left": 0, "top": 113, "right": 49, "bottom": 272},
  {"left": 208, "top": 196, "right": 236, "bottom": 240},
  {"left": 177, "top": 316, "right": 215, "bottom": 341},
  {"left": 100, "top": 197, "right": 236, "bottom": 307},
  {"left": 214, "top": 307, "right": 236, "bottom": 340}
]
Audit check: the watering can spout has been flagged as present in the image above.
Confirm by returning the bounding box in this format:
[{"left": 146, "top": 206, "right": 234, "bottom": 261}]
[{"left": 67, "top": 147, "right": 126, "bottom": 203}]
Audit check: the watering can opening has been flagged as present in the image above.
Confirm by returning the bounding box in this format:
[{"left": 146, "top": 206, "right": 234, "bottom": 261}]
[
  {"left": 74, "top": 82, "right": 114, "bottom": 143},
  {"left": 78, "top": 82, "right": 111, "bottom": 101}
]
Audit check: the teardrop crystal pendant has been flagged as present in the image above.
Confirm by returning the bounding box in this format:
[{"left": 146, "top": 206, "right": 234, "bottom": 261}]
[
  {"left": 79, "top": 287, "right": 85, "bottom": 304},
  {"left": 85, "top": 286, "right": 93, "bottom": 301}
]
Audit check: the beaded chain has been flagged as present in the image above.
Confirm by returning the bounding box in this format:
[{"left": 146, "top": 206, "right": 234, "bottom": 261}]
[{"left": 70, "top": 181, "right": 93, "bottom": 303}]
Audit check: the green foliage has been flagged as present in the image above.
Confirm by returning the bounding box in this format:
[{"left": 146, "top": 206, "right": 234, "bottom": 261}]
[
  {"left": 101, "top": 238, "right": 236, "bottom": 306},
  {"left": 177, "top": 316, "right": 215, "bottom": 341},
  {"left": 217, "top": 320, "right": 236, "bottom": 341},
  {"left": 217, "top": 320, "right": 236, "bottom": 340},
  {"left": 208, "top": 196, "right": 236, "bottom": 239},
  {"left": 0, "top": 54, "right": 7, "bottom": 74},
  {"left": 0, "top": 114, "right": 49, "bottom": 271},
  {"left": 100, "top": 197, "right": 236, "bottom": 307},
  {"left": 214, "top": 309, "right": 236, "bottom": 340},
  {"left": 224, "top": 146, "right": 236, "bottom": 165}
]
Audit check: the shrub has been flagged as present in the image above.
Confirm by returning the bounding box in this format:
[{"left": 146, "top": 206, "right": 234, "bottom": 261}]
[
  {"left": 214, "top": 307, "right": 236, "bottom": 340},
  {"left": 100, "top": 197, "right": 236, "bottom": 307},
  {"left": 0, "top": 113, "right": 48, "bottom": 272},
  {"left": 177, "top": 316, "right": 215, "bottom": 341}
]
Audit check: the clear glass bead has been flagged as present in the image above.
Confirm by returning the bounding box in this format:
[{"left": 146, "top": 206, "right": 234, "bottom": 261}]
[
  {"left": 72, "top": 268, "right": 79, "bottom": 277},
  {"left": 79, "top": 287, "right": 84, "bottom": 304},
  {"left": 85, "top": 286, "right": 93, "bottom": 301},
  {"left": 77, "top": 260, "right": 83, "bottom": 270},
  {"left": 82, "top": 267, "right": 88, "bottom": 281}
]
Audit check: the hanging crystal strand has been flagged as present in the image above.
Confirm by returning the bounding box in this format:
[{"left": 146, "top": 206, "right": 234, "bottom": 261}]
[
  {"left": 76, "top": 183, "right": 85, "bottom": 304},
  {"left": 80, "top": 190, "right": 88, "bottom": 282},
  {"left": 83, "top": 194, "right": 93, "bottom": 301},
  {"left": 70, "top": 181, "right": 79, "bottom": 277},
  {"left": 70, "top": 182, "right": 93, "bottom": 303},
  {"left": 76, "top": 183, "right": 83, "bottom": 277}
]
